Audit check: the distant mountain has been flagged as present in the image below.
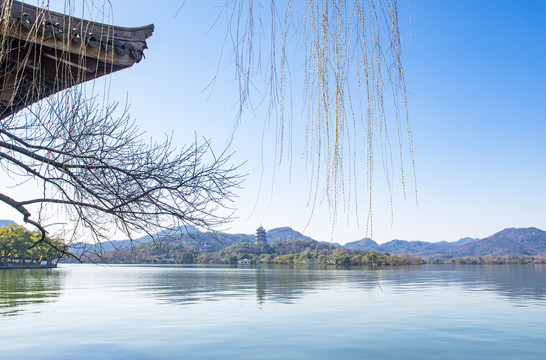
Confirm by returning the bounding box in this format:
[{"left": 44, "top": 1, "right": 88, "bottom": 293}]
[
  {"left": 71, "top": 226, "right": 255, "bottom": 254},
  {"left": 455, "top": 237, "right": 478, "bottom": 245},
  {"left": 352, "top": 228, "right": 544, "bottom": 258},
  {"left": 450, "top": 228, "right": 546, "bottom": 257},
  {"left": 156, "top": 226, "right": 315, "bottom": 252},
  {"left": 0, "top": 219, "right": 17, "bottom": 228},
  {"left": 343, "top": 238, "right": 380, "bottom": 251},
  {"left": 70, "top": 226, "right": 546, "bottom": 258},
  {"left": 70, "top": 227, "right": 192, "bottom": 253},
  {"left": 376, "top": 239, "right": 471, "bottom": 258},
  {"left": 266, "top": 227, "right": 314, "bottom": 243},
  {"left": 72, "top": 226, "right": 316, "bottom": 254},
  {"left": 320, "top": 241, "right": 342, "bottom": 248}
]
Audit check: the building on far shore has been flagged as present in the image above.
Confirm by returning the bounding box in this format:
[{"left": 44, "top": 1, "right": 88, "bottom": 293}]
[{"left": 256, "top": 225, "right": 267, "bottom": 245}]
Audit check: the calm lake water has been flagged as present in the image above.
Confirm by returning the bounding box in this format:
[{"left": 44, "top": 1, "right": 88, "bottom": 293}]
[{"left": 1, "top": 264, "right": 545, "bottom": 359}]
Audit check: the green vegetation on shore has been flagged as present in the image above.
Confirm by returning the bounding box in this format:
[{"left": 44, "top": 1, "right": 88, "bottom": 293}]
[
  {"left": 0, "top": 225, "right": 67, "bottom": 266},
  {"left": 426, "top": 256, "right": 545, "bottom": 265},
  {"left": 81, "top": 237, "right": 546, "bottom": 266},
  {"left": 88, "top": 238, "right": 424, "bottom": 266}
]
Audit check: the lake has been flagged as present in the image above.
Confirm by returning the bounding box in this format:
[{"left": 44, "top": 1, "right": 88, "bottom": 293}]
[{"left": 1, "top": 264, "right": 545, "bottom": 359}]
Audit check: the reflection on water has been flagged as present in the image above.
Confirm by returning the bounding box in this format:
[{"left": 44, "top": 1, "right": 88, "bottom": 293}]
[
  {"left": 375, "top": 264, "right": 546, "bottom": 305},
  {"left": 134, "top": 265, "right": 380, "bottom": 306},
  {"left": 128, "top": 264, "right": 546, "bottom": 308},
  {"left": 1, "top": 264, "right": 545, "bottom": 360},
  {"left": 0, "top": 269, "right": 63, "bottom": 316},
  {"left": 1, "top": 264, "right": 545, "bottom": 317}
]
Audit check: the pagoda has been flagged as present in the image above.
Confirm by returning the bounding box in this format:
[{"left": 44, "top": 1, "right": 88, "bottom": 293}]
[
  {"left": 255, "top": 225, "right": 267, "bottom": 245},
  {"left": 0, "top": 1, "right": 153, "bottom": 119}
]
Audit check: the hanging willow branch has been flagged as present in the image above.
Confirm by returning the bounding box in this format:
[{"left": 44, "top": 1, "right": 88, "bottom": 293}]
[
  {"left": 0, "top": 0, "right": 415, "bottom": 252},
  {"left": 222, "top": 0, "right": 416, "bottom": 234}
]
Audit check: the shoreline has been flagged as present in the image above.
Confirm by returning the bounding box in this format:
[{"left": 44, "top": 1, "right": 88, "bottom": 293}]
[{"left": 0, "top": 264, "right": 57, "bottom": 270}]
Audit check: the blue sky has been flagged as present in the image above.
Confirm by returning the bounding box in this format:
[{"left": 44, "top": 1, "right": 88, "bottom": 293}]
[{"left": 1, "top": 1, "right": 545, "bottom": 244}]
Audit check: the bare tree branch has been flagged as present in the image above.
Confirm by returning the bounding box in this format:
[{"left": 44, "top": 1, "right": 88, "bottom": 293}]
[
  {"left": 0, "top": 192, "right": 47, "bottom": 241},
  {"left": 0, "top": 89, "right": 243, "bottom": 254}
]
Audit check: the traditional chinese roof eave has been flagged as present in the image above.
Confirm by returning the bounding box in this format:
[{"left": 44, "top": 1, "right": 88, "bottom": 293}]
[{"left": 0, "top": 1, "right": 154, "bottom": 119}]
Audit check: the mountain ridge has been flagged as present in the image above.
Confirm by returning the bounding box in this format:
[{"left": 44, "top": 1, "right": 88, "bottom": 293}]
[
  {"left": 0, "top": 219, "right": 17, "bottom": 228},
  {"left": 70, "top": 226, "right": 314, "bottom": 254},
  {"left": 371, "top": 228, "right": 545, "bottom": 258},
  {"left": 3, "top": 219, "right": 543, "bottom": 258}
]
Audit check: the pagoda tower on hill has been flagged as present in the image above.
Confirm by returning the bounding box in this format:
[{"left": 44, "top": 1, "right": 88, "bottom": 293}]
[{"left": 255, "top": 225, "right": 267, "bottom": 244}]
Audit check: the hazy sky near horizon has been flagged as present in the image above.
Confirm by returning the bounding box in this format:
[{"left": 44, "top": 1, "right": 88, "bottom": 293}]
[{"left": 1, "top": 1, "right": 545, "bottom": 244}]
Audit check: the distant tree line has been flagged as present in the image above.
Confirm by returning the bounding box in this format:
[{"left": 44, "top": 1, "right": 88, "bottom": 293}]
[
  {"left": 0, "top": 225, "right": 67, "bottom": 266},
  {"left": 425, "top": 256, "right": 546, "bottom": 265},
  {"left": 77, "top": 237, "right": 546, "bottom": 266},
  {"left": 85, "top": 239, "right": 424, "bottom": 266}
]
